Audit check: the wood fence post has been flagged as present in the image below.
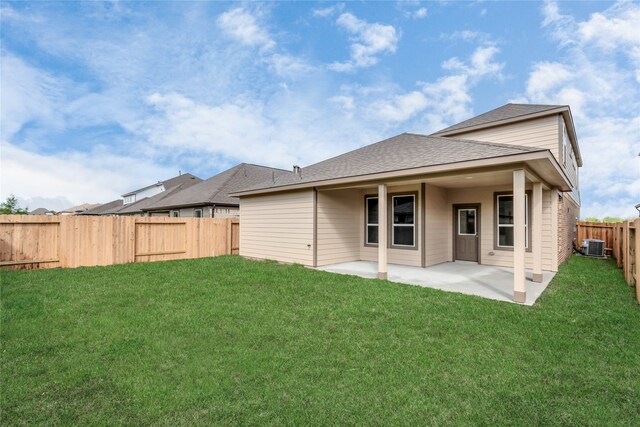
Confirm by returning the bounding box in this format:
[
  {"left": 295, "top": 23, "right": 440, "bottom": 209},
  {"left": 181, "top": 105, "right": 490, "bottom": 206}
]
[{"left": 634, "top": 219, "right": 640, "bottom": 303}]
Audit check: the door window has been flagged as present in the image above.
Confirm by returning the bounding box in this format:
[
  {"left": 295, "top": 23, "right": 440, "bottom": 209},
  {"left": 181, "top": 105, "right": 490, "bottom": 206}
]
[{"left": 458, "top": 209, "right": 476, "bottom": 235}]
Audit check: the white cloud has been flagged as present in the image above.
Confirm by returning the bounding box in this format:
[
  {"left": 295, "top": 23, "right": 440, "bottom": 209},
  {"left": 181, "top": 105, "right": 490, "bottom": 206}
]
[
  {"left": 0, "top": 141, "right": 175, "bottom": 205},
  {"left": 0, "top": 53, "right": 64, "bottom": 140},
  {"left": 529, "top": 1, "right": 640, "bottom": 218},
  {"left": 312, "top": 3, "right": 344, "bottom": 18},
  {"left": 371, "top": 91, "right": 428, "bottom": 122},
  {"left": 217, "top": 7, "right": 275, "bottom": 51},
  {"left": 413, "top": 7, "right": 428, "bottom": 19},
  {"left": 330, "top": 12, "right": 399, "bottom": 72}
]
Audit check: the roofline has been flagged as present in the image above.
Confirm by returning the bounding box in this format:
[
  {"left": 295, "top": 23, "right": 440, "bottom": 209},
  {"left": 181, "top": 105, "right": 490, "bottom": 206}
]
[
  {"left": 231, "top": 150, "right": 572, "bottom": 197},
  {"left": 141, "top": 201, "right": 239, "bottom": 211},
  {"left": 431, "top": 105, "right": 583, "bottom": 167}
]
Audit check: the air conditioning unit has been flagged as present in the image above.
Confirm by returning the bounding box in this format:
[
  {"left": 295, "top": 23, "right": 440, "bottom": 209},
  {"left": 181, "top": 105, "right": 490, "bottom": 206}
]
[{"left": 582, "top": 239, "right": 605, "bottom": 257}]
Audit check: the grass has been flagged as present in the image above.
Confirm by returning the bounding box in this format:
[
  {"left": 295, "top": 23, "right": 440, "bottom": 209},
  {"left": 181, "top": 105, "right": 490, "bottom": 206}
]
[{"left": 2, "top": 255, "right": 639, "bottom": 425}]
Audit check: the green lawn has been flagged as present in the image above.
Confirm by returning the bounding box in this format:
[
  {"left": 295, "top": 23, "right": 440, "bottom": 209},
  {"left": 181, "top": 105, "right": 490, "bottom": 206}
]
[{"left": 2, "top": 256, "right": 639, "bottom": 425}]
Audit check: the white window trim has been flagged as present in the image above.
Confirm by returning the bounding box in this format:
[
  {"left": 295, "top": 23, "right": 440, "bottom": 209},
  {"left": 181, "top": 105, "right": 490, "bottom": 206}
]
[
  {"left": 365, "top": 196, "right": 379, "bottom": 245},
  {"left": 458, "top": 208, "right": 476, "bottom": 236},
  {"left": 193, "top": 209, "right": 202, "bottom": 218},
  {"left": 391, "top": 194, "right": 415, "bottom": 248},
  {"left": 563, "top": 126, "right": 569, "bottom": 167},
  {"left": 171, "top": 210, "right": 180, "bottom": 218},
  {"left": 496, "top": 194, "right": 528, "bottom": 249}
]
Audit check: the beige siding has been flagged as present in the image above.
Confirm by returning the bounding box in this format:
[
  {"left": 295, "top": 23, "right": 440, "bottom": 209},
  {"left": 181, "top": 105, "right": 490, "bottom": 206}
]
[
  {"left": 424, "top": 184, "right": 450, "bottom": 266},
  {"left": 240, "top": 190, "right": 314, "bottom": 265},
  {"left": 453, "top": 115, "right": 561, "bottom": 161},
  {"left": 359, "top": 184, "right": 422, "bottom": 267},
  {"left": 316, "top": 189, "right": 360, "bottom": 266},
  {"left": 447, "top": 186, "right": 555, "bottom": 271}
]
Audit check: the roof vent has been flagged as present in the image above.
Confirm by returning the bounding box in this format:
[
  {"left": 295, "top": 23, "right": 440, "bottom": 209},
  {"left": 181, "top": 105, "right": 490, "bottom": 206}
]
[{"left": 293, "top": 165, "right": 301, "bottom": 176}]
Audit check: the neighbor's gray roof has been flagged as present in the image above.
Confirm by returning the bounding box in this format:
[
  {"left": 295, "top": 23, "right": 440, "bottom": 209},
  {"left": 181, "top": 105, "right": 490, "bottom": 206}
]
[
  {"left": 121, "top": 173, "right": 201, "bottom": 197},
  {"left": 117, "top": 179, "right": 201, "bottom": 214},
  {"left": 80, "top": 199, "right": 123, "bottom": 215},
  {"left": 432, "top": 103, "right": 565, "bottom": 135},
  {"left": 144, "top": 163, "right": 291, "bottom": 210},
  {"left": 237, "top": 133, "right": 544, "bottom": 193},
  {"left": 30, "top": 207, "right": 52, "bottom": 215}
]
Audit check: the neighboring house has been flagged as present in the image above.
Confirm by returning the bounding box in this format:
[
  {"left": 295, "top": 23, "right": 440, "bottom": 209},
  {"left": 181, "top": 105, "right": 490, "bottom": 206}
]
[
  {"left": 58, "top": 203, "right": 101, "bottom": 215},
  {"left": 80, "top": 199, "right": 124, "bottom": 215},
  {"left": 29, "top": 208, "right": 54, "bottom": 215},
  {"left": 231, "top": 103, "right": 582, "bottom": 303},
  {"left": 116, "top": 181, "right": 198, "bottom": 216},
  {"left": 121, "top": 173, "right": 200, "bottom": 205},
  {"left": 143, "top": 163, "right": 291, "bottom": 218}
]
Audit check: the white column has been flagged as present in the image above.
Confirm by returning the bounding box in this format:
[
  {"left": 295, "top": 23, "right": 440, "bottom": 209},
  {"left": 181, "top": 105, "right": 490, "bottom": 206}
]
[
  {"left": 378, "top": 184, "right": 388, "bottom": 280},
  {"left": 532, "top": 182, "right": 543, "bottom": 283},
  {"left": 513, "top": 169, "right": 526, "bottom": 303}
]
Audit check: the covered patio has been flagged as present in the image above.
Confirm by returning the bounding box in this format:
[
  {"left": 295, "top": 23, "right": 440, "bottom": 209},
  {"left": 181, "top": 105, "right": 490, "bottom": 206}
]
[{"left": 316, "top": 261, "right": 555, "bottom": 305}]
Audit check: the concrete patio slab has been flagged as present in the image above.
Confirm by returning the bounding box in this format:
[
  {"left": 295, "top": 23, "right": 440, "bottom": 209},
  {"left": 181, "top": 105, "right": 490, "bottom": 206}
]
[{"left": 315, "top": 261, "right": 555, "bottom": 305}]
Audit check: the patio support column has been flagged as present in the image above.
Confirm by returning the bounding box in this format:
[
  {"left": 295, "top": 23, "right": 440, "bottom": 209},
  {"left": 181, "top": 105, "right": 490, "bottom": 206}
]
[
  {"left": 378, "top": 184, "right": 388, "bottom": 280},
  {"left": 532, "top": 182, "right": 543, "bottom": 283},
  {"left": 513, "top": 169, "right": 526, "bottom": 303}
]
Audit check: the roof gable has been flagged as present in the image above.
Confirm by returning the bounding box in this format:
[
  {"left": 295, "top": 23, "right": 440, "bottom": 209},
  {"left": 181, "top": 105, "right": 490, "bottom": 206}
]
[{"left": 432, "top": 103, "right": 565, "bottom": 135}]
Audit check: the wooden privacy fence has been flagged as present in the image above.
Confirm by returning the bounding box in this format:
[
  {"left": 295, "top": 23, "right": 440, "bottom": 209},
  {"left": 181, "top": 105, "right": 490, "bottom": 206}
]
[
  {"left": 577, "top": 219, "right": 639, "bottom": 303},
  {"left": 576, "top": 221, "right": 615, "bottom": 256},
  {"left": 0, "top": 215, "right": 239, "bottom": 270}
]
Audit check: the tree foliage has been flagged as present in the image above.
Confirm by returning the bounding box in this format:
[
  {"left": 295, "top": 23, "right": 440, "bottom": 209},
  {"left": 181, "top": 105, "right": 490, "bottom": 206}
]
[{"left": 0, "top": 195, "right": 29, "bottom": 215}]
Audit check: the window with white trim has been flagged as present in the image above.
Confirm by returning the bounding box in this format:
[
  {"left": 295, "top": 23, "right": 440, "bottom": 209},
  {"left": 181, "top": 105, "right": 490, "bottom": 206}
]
[
  {"left": 392, "top": 195, "right": 415, "bottom": 247},
  {"left": 563, "top": 125, "right": 569, "bottom": 166},
  {"left": 171, "top": 211, "right": 180, "bottom": 218},
  {"left": 193, "top": 209, "right": 202, "bottom": 218},
  {"left": 365, "top": 197, "right": 378, "bottom": 245},
  {"left": 496, "top": 194, "right": 528, "bottom": 248}
]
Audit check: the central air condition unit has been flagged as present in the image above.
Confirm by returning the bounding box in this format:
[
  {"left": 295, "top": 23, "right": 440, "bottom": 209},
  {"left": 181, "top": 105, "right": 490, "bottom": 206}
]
[{"left": 582, "top": 239, "right": 605, "bottom": 257}]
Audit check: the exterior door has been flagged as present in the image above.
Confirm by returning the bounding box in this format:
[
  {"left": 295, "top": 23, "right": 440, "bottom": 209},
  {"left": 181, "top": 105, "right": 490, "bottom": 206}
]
[{"left": 455, "top": 206, "right": 479, "bottom": 262}]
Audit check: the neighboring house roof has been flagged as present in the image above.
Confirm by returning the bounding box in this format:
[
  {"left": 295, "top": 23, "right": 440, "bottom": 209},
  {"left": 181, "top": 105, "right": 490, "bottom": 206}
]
[
  {"left": 80, "top": 199, "right": 124, "bottom": 215},
  {"left": 233, "top": 133, "right": 546, "bottom": 195},
  {"left": 143, "top": 163, "right": 292, "bottom": 211},
  {"left": 30, "top": 208, "right": 53, "bottom": 215},
  {"left": 58, "top": 203, "right": 101, "bottom": 214},
  {"left": 121, "top": 173, "right": 201, "bottom": 197},
  {"left": 431, "top": 103, "right": 564, "bottom": 135},
  {"left": 117, "top": 179, "right": 202, "bottom": 214}
]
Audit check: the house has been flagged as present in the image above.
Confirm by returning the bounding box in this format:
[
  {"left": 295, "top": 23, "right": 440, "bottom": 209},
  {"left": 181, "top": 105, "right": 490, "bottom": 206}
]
[
  {"left": 57, "top": 203, "right": 101, "bottom": 215},
  {"left": 121, "top": 173, "right": 201, "bottom": 205},
  {"left": 231, "top": 103, "right": 582, "bottom": 303},
  {"left": 143, "top": 163, "right": 291, "bottom": 218},
  {"left": 29, "top": 208, "right": 54, "bottom": 215},
  {"left": 116, "top": 180, "right": 200, "bottom": 216}
]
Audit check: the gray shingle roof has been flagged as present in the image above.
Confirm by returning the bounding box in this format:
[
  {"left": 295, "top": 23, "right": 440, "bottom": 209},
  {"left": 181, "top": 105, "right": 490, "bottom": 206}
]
[
  {"left": 432, "top": 103, "right": 565, "bottom": 135},
  {"left": 237, "top": 133, "right": 544, "bottom": 193},
  {"left": 80, "top": 199, "right": 123, "bottom": 215},
  {"left": 143, "top": 163, "right": 292, "bottom": 211},
  {"left": 121, "top": 173, "right": 201, "bottom": 197},
  {"left": 30, "top": 207, "right": 53, "bottom": 215}
]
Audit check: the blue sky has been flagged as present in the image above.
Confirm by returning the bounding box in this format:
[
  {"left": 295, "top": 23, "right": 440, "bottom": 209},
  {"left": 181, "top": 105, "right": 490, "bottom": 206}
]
[{"left": 1, "top": 1, "right": 638, "bottom": 217}]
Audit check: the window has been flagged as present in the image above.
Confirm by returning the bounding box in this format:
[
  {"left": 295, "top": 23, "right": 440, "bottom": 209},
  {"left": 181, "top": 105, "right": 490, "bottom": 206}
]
[
  {"left": 563, "top": 125, "right": 569, "bottom": 166},
  {"left": 193, "top": 209, "right": 202, "bottom": 218},
  {"left": 365, "top": 197, "right": 378, "bottom": 245},
  {"left": 458, "top": 209, "right": 476, "bottom": 235},
  {"left": 392, "top": 195, "right": 415, "bottom": 247},
  {"left": 171, "top": 211, "right": 180, "bottom": 218},
  {"left": 123, "top": 195, "right": 135, "bottom": 204},
  {"left": 496, "top": 194, "right": 528, "bottom": 248}
]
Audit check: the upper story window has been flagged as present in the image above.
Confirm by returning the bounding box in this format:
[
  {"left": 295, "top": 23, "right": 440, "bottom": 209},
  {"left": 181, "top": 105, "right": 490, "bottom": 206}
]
[
  {"left": 563, "top": 125, "right": 570, "bottom": 167},
  {"left": 123, "top": 195, "right": 135, "bottom": 204},
  {"left": 193, "top": 209, "right": 202, "bottom": 218},
  {"left": 171, "top": 211, "right": 180, "bottom": 218}
]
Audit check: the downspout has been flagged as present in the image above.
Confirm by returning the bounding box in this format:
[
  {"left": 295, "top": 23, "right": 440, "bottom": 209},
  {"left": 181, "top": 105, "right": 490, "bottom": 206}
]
[{"left": 312, "top": 187, "right": 318, "bottom": 267}]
